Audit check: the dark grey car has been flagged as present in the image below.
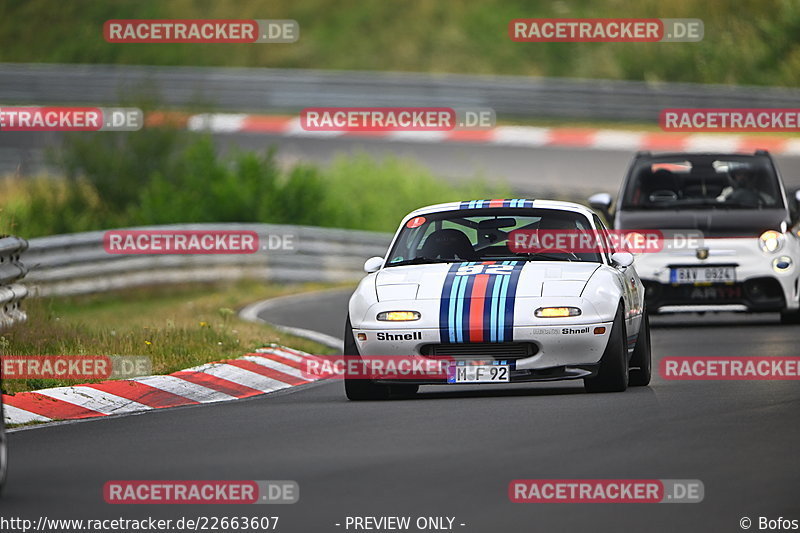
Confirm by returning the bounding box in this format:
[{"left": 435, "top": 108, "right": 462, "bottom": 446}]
[{"left": 589, "top": 150, "right": 800, "bottom": 323}]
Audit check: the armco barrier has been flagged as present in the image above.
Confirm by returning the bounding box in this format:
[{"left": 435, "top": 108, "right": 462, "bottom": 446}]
[
  {"left": 0, "top": 236, "right": 29, "bottom": 328},
  {"left": 2, "top": 63, "right": 799, "bottom": 122},
  {"left": 21, "top": 224, "right": 392, "bottom": 296}
]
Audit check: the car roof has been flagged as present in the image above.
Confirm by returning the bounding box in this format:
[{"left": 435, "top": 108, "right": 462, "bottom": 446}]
[
  {"left": 402, "top": 199, "right": 596, "bottom": 222},
  {"left": 634, "top": 151, "right": 770, "bottom": 161}
]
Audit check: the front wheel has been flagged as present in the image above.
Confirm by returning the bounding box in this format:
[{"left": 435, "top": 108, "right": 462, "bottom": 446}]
[
  {"left": 343, "top": 317, "right": 394, "bottom": 401},
  {"left": 628, "top": 306, "right": 652, "bottom": 387},
  {"left": 780, "top": 310, "right": 800, "bottom": 325},
  {"left": 584, "top": 306, "right": 629, "bottom": 393}
]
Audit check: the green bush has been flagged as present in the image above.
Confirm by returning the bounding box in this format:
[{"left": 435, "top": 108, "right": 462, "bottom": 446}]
[{"left": 1, "top": 131, "right": 509, "bottom": 237}]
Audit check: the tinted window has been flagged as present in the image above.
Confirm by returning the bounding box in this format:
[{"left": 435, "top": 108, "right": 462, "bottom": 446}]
[{"left": 622, "top": 155, "right": 783, "bottom": 210}]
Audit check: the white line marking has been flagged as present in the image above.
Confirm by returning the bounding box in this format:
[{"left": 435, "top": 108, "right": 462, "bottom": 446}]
[
  {"left": 490, "top": 126, "right": 550, "bottom": 146},
  {"left": 3, "top": 404, "right": 52, "bottom": 425},
  {"left": 592, "top": 130, "right": 646, "bottom": 150},
  {"left": 35, "top": 386, "right": 151, "bottom": 416},
  {"left": 781, "top": 139, "right": 800, "bottom": 156},
  {"left": 684, "top": 134, "right": 741, "bottom": 152},
  {"left": 192, "top": 363, "right": 292, "bottom": 393},
  {"left": 133, "top": 375, "right": 237, "bottom": 403},
  {"left": 243, "top": 355, "right": 311, "bottom": 379},
  {"left": 239, "top": 290, "right": 345, "bottom": 351},
  {"left": 386, "top": 131, "right": 447, "bottom": 142},
  {"left": 187, "top": 113, "right": 247, "bottom": 133}
]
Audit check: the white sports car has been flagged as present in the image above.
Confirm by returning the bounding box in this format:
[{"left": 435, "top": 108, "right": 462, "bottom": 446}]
[{"left": 344, "top": 199, "right": 651, "bottom": 400}]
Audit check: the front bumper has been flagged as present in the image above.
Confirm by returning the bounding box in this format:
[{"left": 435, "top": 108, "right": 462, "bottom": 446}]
[
  {"left": 353, "top": 321, "right": 614, "bottom": 384},
  {"left": 633, "top": 238, "right": 799, "bottom": 313}
]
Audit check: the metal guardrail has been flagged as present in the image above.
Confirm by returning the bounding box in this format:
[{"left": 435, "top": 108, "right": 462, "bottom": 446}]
[
  {"left": 0, "top": 236, "right": 29, "bottom": 328},
  {"left": 22, "top": 224, "right": 392, "bottom": 297},
  {"left": 2, "top": 63, "right": 800, "bottom": 122}
]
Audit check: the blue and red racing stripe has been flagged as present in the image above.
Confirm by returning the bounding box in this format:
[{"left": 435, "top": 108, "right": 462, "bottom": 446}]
[
  {"left": 439, "top": 261, "right": 525, "bottom": 343},
  {"left": 458, "top": 199, "right": 535, "bottom": 209}
]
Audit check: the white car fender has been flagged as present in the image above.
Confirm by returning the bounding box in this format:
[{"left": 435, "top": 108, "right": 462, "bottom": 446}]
[
  {"left": 349, "top": 273, "right": 378, "bottom": 327},
  {"left": 581, "top": 266, "right": 627, "bottom": 321}
]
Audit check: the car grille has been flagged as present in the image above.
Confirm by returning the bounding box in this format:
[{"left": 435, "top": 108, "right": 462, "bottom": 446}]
[{"left": 421, "top": 342, "right": 538, "bottom": 360}]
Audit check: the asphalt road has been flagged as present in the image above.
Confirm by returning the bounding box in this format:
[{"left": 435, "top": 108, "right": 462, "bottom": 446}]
[{"left": 3, "top": 288, "right": 799, "bottom": 532}]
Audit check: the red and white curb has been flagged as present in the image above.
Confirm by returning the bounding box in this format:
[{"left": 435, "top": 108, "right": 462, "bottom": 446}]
[
  {"left": 2, "top": 346, "right": 322, "bottom": 426},
  {"left": 180, "top": 113, "right": 800, "bottom": 155}
]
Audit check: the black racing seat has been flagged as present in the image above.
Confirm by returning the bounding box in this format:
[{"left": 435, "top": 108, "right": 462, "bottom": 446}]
[
  {"left": 640, "top": 168, "right": 680, "bottom": 204},
  {"left": 420, "top": 229, "right": 477, "bottom": 261}
]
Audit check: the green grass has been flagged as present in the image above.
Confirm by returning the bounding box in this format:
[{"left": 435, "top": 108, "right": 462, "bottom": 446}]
[
  {"left": 1, "top": 280, "right": 347, "bottom": 395},
  {"left": 0, "top": 130, "right": 509, "bottom": 237},
  {"left": 1, "top": 0, "right": 799, "bottom": 86}
]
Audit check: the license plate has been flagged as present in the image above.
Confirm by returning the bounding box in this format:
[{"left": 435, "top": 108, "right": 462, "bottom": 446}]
[
  {"left": 670, "top": 266, "right": 735, "bottom": 284},
  {"left": 447, "top": 364, "right": 510, "bottom": 383}
]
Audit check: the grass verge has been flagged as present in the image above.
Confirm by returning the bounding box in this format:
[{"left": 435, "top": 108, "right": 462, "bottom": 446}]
[{"left": 1, "top": 280, "right": 348, "bottom": 395}]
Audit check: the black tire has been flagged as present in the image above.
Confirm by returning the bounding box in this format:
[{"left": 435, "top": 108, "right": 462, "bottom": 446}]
[
  {"left": 780, "top": 310, "right": 800, "bottom": 325},
  {"left": 628, "top": 306, "right": 652, "bottom": 387},
  {"left": 584, "top": 305, "right": 629, "bottom": 393},
  {"left": 343, "top": 317, "right": 394, "bottom": 401}
]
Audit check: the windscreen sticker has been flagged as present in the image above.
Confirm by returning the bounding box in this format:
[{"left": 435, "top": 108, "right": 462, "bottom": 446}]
[
  {"left": 406, "top": 216, "right": 427, "bottom": 228},
  {"left": 458, "top": 199, "right": 534, "bottom": 209}
]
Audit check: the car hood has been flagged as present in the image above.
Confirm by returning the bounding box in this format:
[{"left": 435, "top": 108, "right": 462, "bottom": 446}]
[
  {"left": 375, "top": 261, "right": 600, "bottom": 301},
  {"left": 616, "top": 208, "right": 789, "bottom": 237}
]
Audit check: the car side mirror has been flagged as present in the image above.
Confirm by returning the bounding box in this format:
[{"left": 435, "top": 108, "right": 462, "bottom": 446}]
[
  {"left": 588, "top": 192, "right": 613, "bottom": 222},
  {"left": 789, "top": 190, "right": 800, "bottom": 222},
  {"left": 610, "top": 251, "right": 634, "bottom": 269},
  {"left": 364, "top": 256, "right": 384, "bottom": 273}
]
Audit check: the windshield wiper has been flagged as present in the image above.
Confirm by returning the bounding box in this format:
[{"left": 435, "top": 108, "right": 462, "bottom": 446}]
[
  {"left": 512, "top": 252, "right": 576, "bottom": 262},
  {"left": 386, "top": 257, "right": 460, "bottom": 267}
]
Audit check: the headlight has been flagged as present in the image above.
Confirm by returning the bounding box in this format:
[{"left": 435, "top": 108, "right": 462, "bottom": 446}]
[
  {"left": 534, "top": 307, "right": 582, "bottom": 318},
  {"left": 759, "top": 230, "right": 784, "bottom": 253},
  {"left": 377, "top": 311, "right": 421, "bottom": 321}
]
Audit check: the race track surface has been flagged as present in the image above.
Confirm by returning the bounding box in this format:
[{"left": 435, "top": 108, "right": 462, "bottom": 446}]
[{"left": 3, "top": 289, "right": 798, "bottom": 533}]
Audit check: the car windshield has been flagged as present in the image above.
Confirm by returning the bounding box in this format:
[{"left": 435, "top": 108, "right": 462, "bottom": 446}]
[
  {"left": 386, "top": 208, "right": 603, "bottom": 266},
  {"left": 621, "top": 156, "right": 784, "bottom": 210}
]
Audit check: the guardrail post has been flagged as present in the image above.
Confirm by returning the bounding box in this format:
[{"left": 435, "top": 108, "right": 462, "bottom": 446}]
[{"left": 0, "top": 236, "right": 29, "bottom": 329}]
